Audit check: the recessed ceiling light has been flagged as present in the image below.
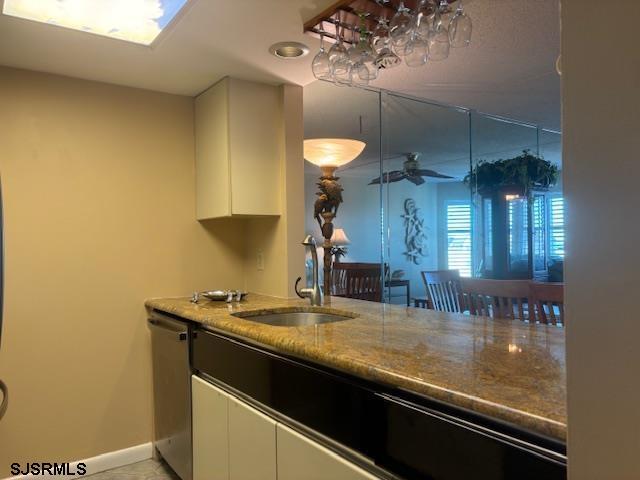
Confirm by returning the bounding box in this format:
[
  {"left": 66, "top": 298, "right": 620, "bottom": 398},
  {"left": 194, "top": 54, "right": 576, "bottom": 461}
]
[
  {"left": 269, "top": 42, "right": 309, "bottom": 59},
  {"left": 2, "top": 0, "right": 190, "bottom": 46}
]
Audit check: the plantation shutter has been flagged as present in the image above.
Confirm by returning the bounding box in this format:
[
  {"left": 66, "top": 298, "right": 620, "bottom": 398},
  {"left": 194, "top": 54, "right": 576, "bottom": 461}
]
[
  {"left": 446, "top": 203, "right": 472, "bottom": 277},
  {"left": 549, "top": 196, "right": 565, "bottom": 259}
]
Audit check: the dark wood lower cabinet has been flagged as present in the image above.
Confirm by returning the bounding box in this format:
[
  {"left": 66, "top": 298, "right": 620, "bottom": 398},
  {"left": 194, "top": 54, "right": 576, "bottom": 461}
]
[{"left": 191, "top": 326, "right": 566, "bottom": 480}]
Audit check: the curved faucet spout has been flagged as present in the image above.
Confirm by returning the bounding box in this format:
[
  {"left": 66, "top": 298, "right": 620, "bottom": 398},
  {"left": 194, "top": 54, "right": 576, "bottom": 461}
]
[{"left": 297, "top": 235, "right": 323, "bottom": 306}]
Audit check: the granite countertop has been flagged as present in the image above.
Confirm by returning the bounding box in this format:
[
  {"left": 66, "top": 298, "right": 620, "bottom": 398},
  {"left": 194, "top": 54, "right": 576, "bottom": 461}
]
[{"left": 145, "top": 293, "right": 566, "bottom": 441}]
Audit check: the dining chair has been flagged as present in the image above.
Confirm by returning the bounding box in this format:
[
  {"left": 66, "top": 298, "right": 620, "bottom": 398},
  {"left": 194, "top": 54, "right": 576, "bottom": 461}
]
[
  {"left": 421, "top": 270, "right": 462, "bottom": 313},
  {"left": 332, "top": 263, "right": 383, "bottom": 302},
  {"left": 459, "top": 278, "right": 531, "bottom": 321},
  {"left": 529, "top": 282, "right": 565, "bottom": 325}
]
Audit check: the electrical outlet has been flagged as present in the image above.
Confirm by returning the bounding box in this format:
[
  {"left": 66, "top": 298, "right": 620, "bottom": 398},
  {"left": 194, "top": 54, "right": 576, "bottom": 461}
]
[{"left": 257, "top": 250, "right": 264, "bottom": 271}]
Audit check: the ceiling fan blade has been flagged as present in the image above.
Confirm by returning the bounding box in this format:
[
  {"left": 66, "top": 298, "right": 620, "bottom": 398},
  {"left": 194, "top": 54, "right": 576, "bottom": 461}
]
[
  {"left": 369, "top": 171, "right": 406, "bottom": 185},
  {"left": 414, "top": 169, "right": 454, "bottom": 179},
  {"left": 407, "top": 175, "right": 426, "bottom": 185}
]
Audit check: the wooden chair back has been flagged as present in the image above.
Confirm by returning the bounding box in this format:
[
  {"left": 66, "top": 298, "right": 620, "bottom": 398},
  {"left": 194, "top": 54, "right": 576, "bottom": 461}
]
[
  {"left": 460, "top": 278, "right": 531, "bottom": 321},
  {"left": 332, "top": 263, "right": 382, "bottom": 302},
  {"left": 529, "top": 282, "right": 565, "bottom": 325},
  {"left": 421, "top": 270, "right": 462, "bottom": 313}
]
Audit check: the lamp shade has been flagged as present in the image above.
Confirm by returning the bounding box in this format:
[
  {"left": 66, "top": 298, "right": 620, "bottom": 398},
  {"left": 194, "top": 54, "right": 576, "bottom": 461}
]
[
  {"left": 330, "top": 228, "right": 351, "bottom": 246},
  {"left": 304, "top": 138, "right": 366, "bottom": 168}
]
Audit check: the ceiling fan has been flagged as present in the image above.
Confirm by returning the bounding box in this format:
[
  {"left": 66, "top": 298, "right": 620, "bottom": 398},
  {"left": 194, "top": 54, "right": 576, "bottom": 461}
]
[{"left": 369, "top": 153, "right": 453, "bottom": 186}]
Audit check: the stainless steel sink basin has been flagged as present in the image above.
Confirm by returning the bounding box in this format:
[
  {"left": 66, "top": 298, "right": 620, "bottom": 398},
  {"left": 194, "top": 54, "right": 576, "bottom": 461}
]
[{"left": 231, "top": 309, "right": 355, "bottom": 327}]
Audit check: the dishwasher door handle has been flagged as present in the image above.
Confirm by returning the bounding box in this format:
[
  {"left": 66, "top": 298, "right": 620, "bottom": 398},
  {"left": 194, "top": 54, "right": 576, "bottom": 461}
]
[{"left": 148, "top": 318, "right": 188, "bottom": 341}]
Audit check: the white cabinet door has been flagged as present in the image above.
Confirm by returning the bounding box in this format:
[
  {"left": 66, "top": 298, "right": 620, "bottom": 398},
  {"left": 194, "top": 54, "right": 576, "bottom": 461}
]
[
  {"left": 195, "top": 77, "right": 282, "bottom": 219},
  {"left": 192, "top": 376, "right": 376, "bottom": 480},
  {"left": 228, "top": 396, "right": 277, "bottom": 480},
  {"left": 276, "top": 424, "right": 380, "bottom": 480},
  {"left": 192, "top": 375, "right": 230, "bottom": 480}
]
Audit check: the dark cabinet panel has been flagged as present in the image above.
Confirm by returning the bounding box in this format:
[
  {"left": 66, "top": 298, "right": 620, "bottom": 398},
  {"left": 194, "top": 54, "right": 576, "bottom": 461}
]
[{"left": 192, "top": 327, "right": 566, "bottom": 480}]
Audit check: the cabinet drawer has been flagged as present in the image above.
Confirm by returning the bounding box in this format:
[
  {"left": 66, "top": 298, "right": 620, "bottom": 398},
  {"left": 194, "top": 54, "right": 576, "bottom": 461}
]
[{"left": 277, "top": 424, "right": 378, "bottom": 480}]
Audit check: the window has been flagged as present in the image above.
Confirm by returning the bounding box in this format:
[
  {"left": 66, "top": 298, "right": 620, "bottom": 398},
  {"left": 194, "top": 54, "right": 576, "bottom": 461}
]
[
  {"left": 549, "top": 196, "right": 565, "bottom": 259},
  {"left": 507, "top": 197, "right": 529, "bottom": 272},
  {"left": 532, "top": 195, "right": 546, "bottom": 271},
  {"left": 446, "top": 203, "right": 472, "bottom": 277}
]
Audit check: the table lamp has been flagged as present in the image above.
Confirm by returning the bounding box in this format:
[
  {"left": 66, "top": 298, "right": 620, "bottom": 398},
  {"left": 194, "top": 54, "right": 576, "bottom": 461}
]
[
  {"left": 304, "top": 138, "right": 365, "bottom": 296},
  {"left": 330, "top": 228, "right": 350, "bottom": 261}
]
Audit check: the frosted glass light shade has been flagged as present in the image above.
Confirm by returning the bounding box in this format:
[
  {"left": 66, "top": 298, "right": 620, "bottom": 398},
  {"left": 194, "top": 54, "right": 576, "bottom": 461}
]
[
  {"left": 304, "top": 139, "right": 366, "bottom": 168},
  {"left": 331, "top": 228, "right": 351, "bottom": 245}
]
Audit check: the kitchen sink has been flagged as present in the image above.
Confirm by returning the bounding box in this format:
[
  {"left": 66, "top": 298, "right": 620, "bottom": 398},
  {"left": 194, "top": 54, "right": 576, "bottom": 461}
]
[{"left": 231, "top": 309, "right": 355, "bottom": 327}]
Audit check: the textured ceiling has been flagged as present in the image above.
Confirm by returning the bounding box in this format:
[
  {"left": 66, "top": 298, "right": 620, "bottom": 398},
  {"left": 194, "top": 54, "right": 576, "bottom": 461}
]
[
  {"left": 369, "top": 0, "right": 562, "bottom": 131},
  {"left": 304, "top": 80, "right": 561, "bottom": 180},
  {"left": 0, "top": 0, "right": 331, "bottom": 94},
  {"left": 0, "top": 0, "right": 560, "bottom": 130}
]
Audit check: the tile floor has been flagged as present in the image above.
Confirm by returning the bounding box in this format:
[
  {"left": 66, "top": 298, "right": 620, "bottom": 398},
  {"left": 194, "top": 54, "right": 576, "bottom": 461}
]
[{"left": 86, "top": 459, "right": 180, "bottom": 479}]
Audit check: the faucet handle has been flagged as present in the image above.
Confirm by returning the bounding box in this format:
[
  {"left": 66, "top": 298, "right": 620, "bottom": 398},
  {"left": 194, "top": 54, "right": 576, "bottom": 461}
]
[{"left": 295, "top": 277, "right": 305, "bottom": 299}]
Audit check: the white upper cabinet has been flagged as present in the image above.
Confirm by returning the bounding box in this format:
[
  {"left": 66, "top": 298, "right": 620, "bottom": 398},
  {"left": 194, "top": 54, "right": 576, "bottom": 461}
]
[{"left": 195, "top": 77, "right": 282, "bottom": 219}]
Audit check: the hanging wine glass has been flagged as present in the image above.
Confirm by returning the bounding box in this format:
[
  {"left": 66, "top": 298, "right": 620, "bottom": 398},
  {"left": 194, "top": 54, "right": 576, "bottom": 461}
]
[
  {"left": 349, "top": 13, "right": 378, "bottom": 81},
  {"left": 427, "top": 9, "right": 450, "bottom": 61},
  {"left": 413, "top": 0, "right": 436, "bottom": 39},
  {"left": 389, "top": 1, "right": 412, "bottom": 53},
  {"left": 375, "top": 16, "right": 401, "bottom": 70},
  {"left": 312, "top": 25, "right": 332, "bottom": 81},
  {"left": 374, "top": 18, "right": 401, "bottom": 70},
  {"left": 351, "top": 55, "right": 371, "bottom": 87},
  {"left": 333, "top": 21, "right": 353, "bottom": 86},
  {"left": 403, "top": 31, "right": 429, "bottom": 67},
  {"left": 333, "top": 58, "right": 353, "bottom": 86},
  {"left": 346, "top": 24, "right": 360, "bottom": 62},
  {"left": 449, "top": 0, "right": 472, "bottom": 48},
  {"left": 437, "top": 0, "right": 453, "bottom": 23},
  {"left": 328, "top": 17, "right": 350, "bottom": 85},
  {"left": 375, "top": 45, "right": 402, "bottom": 70},
  {"left": 371, "top": 17, "right": 390, "bottom": 54},
  {"left": 328, "top": 17, "right": 348, "bottom": 66}
]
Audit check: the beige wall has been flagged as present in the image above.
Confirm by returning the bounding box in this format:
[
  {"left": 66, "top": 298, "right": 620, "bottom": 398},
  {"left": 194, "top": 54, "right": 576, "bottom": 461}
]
[
  {"left": 0, "top": 67, "right": 246, "bottom": 471},
  {"left": 244, "top": 85, "right": 305, "bottom": 298},
  {"left": 563, "top": 2, "right": 640, "bottom": 478}
]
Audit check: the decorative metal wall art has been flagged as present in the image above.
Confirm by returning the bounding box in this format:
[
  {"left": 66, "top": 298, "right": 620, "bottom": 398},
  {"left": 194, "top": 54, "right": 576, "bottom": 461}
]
[{"left": 401, "top": 198, "right": 428, "bottom": 264}]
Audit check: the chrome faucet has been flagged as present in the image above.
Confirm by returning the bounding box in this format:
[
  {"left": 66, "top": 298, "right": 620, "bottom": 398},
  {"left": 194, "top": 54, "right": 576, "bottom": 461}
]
[{"left": 295, "top": 235, "right": 324, "bottom": 306}]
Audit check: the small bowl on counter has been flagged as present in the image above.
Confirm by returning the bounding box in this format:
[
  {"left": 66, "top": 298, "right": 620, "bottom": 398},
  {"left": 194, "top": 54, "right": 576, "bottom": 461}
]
[{"left": 191, "top": 290, "right": 248, "bottom": 304}]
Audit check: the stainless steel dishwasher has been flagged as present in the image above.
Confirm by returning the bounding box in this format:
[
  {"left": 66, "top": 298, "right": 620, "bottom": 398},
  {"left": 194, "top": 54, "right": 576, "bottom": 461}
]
[{"left": 148, "top": 313, "right": 192, "bottom": 480}]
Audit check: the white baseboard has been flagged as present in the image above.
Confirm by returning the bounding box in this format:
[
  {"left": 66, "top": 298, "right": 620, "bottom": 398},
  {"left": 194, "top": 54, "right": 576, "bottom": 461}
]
[{"left": 4, "top": 442, "right": 153, "bottom": 479}]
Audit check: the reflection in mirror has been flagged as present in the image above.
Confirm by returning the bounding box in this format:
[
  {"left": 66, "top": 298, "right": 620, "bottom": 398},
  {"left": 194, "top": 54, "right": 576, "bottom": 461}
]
[
  {"left": 471, "top": 114, "right": 563, "bottom": 282},
  {"left": 303, "top": 81, "right": 564, "bottom": 307},
  {"left": 304, "top": 81, "right": 382, "bottom": 294},
  {"left": 381, "top": 93, "right": 471, "bottom": 305}
]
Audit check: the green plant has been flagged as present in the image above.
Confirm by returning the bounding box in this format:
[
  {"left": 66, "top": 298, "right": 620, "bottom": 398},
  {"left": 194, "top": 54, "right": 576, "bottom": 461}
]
[{"left": 464, "top": 150, "right": 559, "bottom": 194}]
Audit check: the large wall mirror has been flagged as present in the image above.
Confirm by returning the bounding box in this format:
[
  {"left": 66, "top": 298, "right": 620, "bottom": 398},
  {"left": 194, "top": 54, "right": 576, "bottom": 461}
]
[{"left": 304, "top": 81, "right": 563, "bottom": 306}]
